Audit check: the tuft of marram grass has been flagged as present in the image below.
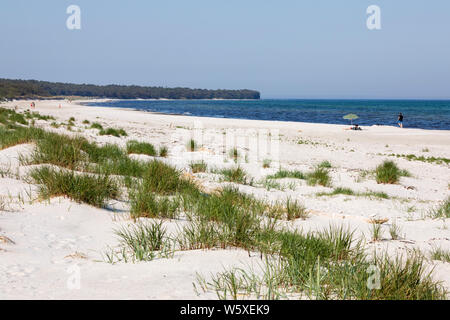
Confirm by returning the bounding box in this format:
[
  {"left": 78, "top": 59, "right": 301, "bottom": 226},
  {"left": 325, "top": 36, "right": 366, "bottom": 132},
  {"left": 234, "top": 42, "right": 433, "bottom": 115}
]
[
  {"left": 90, "top": 122, "right": 103, "bottom": 130},
  {"left": 267, "top": 169, "right": 305, "bottom": 180},
  {"left": 262, "top": 159, "right": 271, "bottom": 168},
  {"left": 430, "top": 247, "right": 450, "bottom": 263},
  {"left": 138, "top": 160, "right": 199, "bottom": 195},
  {"left": 126, "top": 140, "right": 157, "bottom": 156},
  {"left": 187, "top": 139, "right": 197, "bottom": 152},
  {"left": 29, "top": 166, "right": 119, "bottom": 207},
  {"left": 159, "top": 146, "right": 168, "bottom": 157},
  {"left": 229, "top": 148, "right": 240, "bottom": 161},
  {"left": 428, "top": 197, "right": 450, "bottom": 219},
  {"left": 267, "top": 198, "right": 309, "bottom": 220},
  {"left": 25, "top": 132, "right": 88, "bottom": 170},
  {"left": 199, "top": 229, "right": 447, "bottom": 300},
  {"left": 99, "top": 127, "right": 127, "bottom": 137},
  {"left": 220, "top": 166, "right": 252, "bottom": 185},
  {"left": 0, "top": 125, "right": 42, "bottom": 150},
  {"left": 189, "top": 160, "right": 207, "bottom": 173},
  {"left": 130, "top": 190, "right": 180, "bottom": 220},
  {"left": 370, "top": 222, "right": 383, "bottom": 242},
  {"left": 113, "top": 221, "right": 171, "bottom": 262},
  {"left": 318, "top": 160, "right": 332, "bottom": 168},
  {"left": 389, "top": 221, "right": 402, "bottom": 240},
  {"left": 375, "top": 160, "right": 409, "bottom": 184},
  {"left": 316, "top": 187, "right": 390, "bottom": 199},
  {"left": 306, "top": 166, "right": 331, "bottom": 187}
]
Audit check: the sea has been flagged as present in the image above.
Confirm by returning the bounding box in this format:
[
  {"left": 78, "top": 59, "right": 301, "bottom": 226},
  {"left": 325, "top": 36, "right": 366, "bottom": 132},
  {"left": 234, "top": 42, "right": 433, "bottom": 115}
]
[{"left": 85, "top": 99, "right": 450, "bottom": 130}]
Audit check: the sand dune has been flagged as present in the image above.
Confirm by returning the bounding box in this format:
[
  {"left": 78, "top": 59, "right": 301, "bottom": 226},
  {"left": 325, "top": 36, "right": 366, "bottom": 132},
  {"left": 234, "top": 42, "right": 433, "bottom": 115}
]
[{"left": 0, "top": 99, "right": 449, "bottom": 299}]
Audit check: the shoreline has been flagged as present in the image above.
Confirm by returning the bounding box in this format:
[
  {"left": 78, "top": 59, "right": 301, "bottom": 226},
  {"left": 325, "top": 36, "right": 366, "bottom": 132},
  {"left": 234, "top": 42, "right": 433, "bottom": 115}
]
[{"left": 78, "top": 99, "right": 450, "bottom": 132}]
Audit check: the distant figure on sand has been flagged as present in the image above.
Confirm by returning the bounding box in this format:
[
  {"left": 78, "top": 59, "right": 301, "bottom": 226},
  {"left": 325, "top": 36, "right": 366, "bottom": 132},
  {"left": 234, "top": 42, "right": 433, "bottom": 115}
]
[
  {"left": 30, "top": 102, "right": 35, "bottom": 109},
  {"left": 397, "top": 113, "right": 403, "bottom": 128}
]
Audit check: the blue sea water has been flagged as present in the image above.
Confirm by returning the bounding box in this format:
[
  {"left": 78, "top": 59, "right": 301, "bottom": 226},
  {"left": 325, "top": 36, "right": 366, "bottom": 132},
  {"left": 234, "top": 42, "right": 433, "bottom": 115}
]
[{"left": 86, "top": 99, "right": 450, "bottom": 130}]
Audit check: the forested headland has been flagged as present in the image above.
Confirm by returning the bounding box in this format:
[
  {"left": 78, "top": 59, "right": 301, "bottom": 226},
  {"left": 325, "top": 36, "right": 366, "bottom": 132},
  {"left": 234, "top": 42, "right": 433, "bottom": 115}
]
[{"left": 0, "top": 79, "right": 260, "bottom": 100}]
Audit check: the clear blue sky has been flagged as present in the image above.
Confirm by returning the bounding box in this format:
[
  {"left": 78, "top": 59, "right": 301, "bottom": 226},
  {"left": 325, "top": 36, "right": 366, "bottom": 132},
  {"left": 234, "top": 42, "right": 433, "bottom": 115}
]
[{"left": 1, "top": 0, "right": 449, "bottom": 99}]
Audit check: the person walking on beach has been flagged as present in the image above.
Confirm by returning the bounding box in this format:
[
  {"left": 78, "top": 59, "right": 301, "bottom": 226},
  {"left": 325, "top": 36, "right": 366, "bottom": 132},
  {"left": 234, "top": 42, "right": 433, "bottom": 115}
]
[{"left": 397, "top": 113, "right": 403, "bottom": 128}]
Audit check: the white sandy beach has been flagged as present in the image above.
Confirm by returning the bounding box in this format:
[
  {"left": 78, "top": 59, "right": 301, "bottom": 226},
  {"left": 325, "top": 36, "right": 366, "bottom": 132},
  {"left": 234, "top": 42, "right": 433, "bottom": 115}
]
[{"left": 0, "top": 99, "right": 449, "bottom": 299}]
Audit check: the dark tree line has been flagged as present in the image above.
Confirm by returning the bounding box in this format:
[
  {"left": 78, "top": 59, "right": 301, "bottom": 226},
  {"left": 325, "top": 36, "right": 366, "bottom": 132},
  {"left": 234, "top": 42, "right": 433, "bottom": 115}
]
[{"left": 0, "top": 79, "right": 260, "bottom": 100}]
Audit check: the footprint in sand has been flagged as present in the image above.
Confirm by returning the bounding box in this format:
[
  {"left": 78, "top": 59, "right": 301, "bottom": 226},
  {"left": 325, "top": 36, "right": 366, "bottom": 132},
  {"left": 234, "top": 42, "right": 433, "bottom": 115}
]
[{"left": 1, "top": 264, "right": 38, "bottom": 278}]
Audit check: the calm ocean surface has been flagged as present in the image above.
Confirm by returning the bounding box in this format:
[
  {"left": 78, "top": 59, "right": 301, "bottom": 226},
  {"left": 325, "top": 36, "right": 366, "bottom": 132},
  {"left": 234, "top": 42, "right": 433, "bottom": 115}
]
[{"left": 86, "top": 99, "right": 450, "bottom": 130}]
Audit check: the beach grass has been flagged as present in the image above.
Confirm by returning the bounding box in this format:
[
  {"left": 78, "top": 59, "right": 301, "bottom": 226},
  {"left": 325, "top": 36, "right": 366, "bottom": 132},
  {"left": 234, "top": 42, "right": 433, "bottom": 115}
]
[
  {"left": 99, "top": 127, "right": 127, "bottom": 137},
  {"left": 187, "top": 139, "right": 197, "bottom": 152},
  {"left": 370, "top": 222, "right": 383, "bottom": 241},
  {"left": 90, "top": 122, "right": 103, "bottom": 130},
  {"left": 159, "top": 146, "right": 168, "bottom": 157},
  {"left": 316, "top": 187, "right": 390, "bottom": 199},
  {"left": 126, "top": 140, "right": 157, "bottom": 156},
  {"left": 1, "top": 106, "right": 447, "bottom": 300},
  {"left": 229, "top": 147, "right": 240, "bottom": 161},
  {"left": 306, "top": 166, "right": 331, "bottom": 187},
  {"left": 130, "top": 190, "right": 180, "bottom": 219},
  {"left": 189, "top": 160, "right": 208, "bottom": 173},
  {"left": 220, "top": 166, "right": 252, "bottom": 185},
  {"left": 262, "top": 159, "right": 271, "bottom": 168},
  {"left": 375, "top": 160, "right": 410, "bottom": 184},
  {"left": 29, "top": 166, "right": 119, "bottom": 207},
  {"left": 388, "top": 153, "right": 450, "bottom": 165},
  {"left": 389, "top": 222, "right": 402, "bottom": 240},
  {"left": 430, "top": 247, "right": 450, "bottom": 263},
  {"left": 113, "top": 221, "right": 170, "bottom": 262},
  {"left": 198, "top": 227, "right": 446, "bottom": 300},
  {"left": 267, "top": 169, "right": 305, "bottom": 180},
  {"left": 429, "top": 197, "right": 450, "bottom": 219}
]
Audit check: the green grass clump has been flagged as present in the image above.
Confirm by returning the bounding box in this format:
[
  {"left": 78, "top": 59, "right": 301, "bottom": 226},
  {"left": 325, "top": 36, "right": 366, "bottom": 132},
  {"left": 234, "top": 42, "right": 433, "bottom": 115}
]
[
  {"left": 130, "top": 190, "right": 180, "bottom": 219},
  {"left": 262, "top": 159, "right": 271, "bottom": 168},
  {"left": 318, "top": 160, "right": 332, "bottom": 168},
  {"left": 90, "top": 122, "right": 103, "bottom": 130},
  {"left": 177, "top": 218, "right": 227, "bottom": 250},
  {"left": 126, "top": 140, "right": 156, "bottom": 156},
  {"left": 306, "top": 166, "right": 331, "bottom": 187},
  {"left": 430, "top": 247, "right": 450, "bottom": 263},
  {"left": 200, "top": 227, "right": 447, "bottom": 300},
  {"left": 375, "top": 160, "right": 403, "bottom": 184},
  {"left": 220, "top": 166, "right": 252, "bottom": 185},
  {"left": 429, "top": 197, "right": 450, "bottom": 219},
  {"left": 138, "top": 160, "right": 198, "bottom": 195},
  {"left": 0, "top": 108, "right": 26, "bottom": 125},
  {"left": 24, "top": 111, "right": 55, "bottom": 121},
  {"left": 26, "top": 132, "right": 88, "bottom": 170},
  {"left": 82, "top": 142, "right": 125, "bottom": 163},
  {"left": 0, "top": 125, "right": 41, "bottom": 150},
  {"left": 190, "top": 160, "right": 208, "bottom": 173},
  {"left": 321, "top": 187, "right": 355, "bottom": 196},
  {"left": 113, "top": 221, "right": 170, "bottom": 261},
  {"left": 267, "top": 169, "right": 305, "bottom": 180},
  {"left": 159, "top": 146, "right": 168, "bottom": 157},
  {"left": 29, "top": 166, "right": 119, "bottom": 207},
  {"left": 317, "top": 187, "right": 390, "bottom": 200},
  {"left": 95, "top": 157, "right": 148, "bottom": 177},
  {"left": 229, "top": 148, "right": 239, "bottom": 161},
  {"left": 388, "top": 153, "right": 450, "bottom": 165},
  {"left": 370, "top": 223, "right": 383, "bottom": 241},
  {"left": 285, "top": 198, "right": 309, "bottom": 220},
  {"left": 184, "top": 187, "right": 261, "bottom": 249},
  {"left": 8, "top": 112, "right": 28, "bottom": 125},
  {"left": 24, "top": 130, "right": 150, "bottom": 177},
  {"left": 99, "top": 127, "right": 127, "bottom": 137},
  {"left": 82, "top": 119, "right": 90, "bottom": 124},
  {"left": 187, "top": 139, "right": 197, "bottom": 152}
]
